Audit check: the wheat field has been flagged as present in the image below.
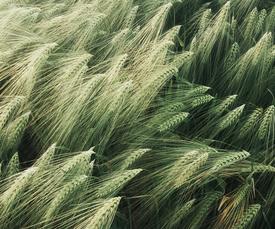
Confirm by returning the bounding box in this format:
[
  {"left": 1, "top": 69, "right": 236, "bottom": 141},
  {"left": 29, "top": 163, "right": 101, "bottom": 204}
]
[{"left": 0, "top": 0, "right": 274, "bottom": 228}]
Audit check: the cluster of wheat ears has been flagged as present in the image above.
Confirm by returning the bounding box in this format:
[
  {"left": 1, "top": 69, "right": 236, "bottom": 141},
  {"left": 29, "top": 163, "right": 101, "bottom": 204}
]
[{"left": 0, "top": 0, "right": 274, "bottom": 228}]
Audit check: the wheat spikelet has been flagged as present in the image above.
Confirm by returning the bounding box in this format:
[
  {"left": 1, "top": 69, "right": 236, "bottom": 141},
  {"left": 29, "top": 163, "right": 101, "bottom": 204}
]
[
  {"left": 0, "top": 34, "right": 41, "bottom": 63},
  {"left": 255, "top": 9, "right": 267, "bottom": 36},
  {"left": 190, "top": 192, "right": 222, "bottom": 229},
  {"left": 171, "top": 51, "right": 193, "bottom": 68},
  {"left": 258, "top": 105, "right": 275, "bottom": 140},
  {"left": 215, "top": 181, "right": 252, "bottom": 229},
  {"left": 83, "top": 197, "right": 121, "bottom": 229},
  {"left": 262, "top": 50, "right": 274, "bottom": 76},
  {"left": 167, "top": 102, "right": 185, "bottom": 112},
  {"left": 226, "top": 33, "right": 271, "bottom": 98},
  {"left": 44, "top": 175, "right": 88, "bottom": 222},
  {"left": 137, "top": 66, "right": 178, "bottom": 109},
  {"left": 2, "top": 112, "right": 30, "bottom": 152},
  {"left": 89, "top": 160, "right": 95, "bottom": 175},
  {"left": 5, "top": 152, "right": 19, "bottom": 177},
  {"left": 187, "top": 85, "right": 211, "bottom": 97},
  {"left": 272, "top": 46, "right": 275, "bottom": 56},
  {"left": 231, "top": 16, "right": 237, "bottom": 34},
  {"left": 175, "top": 199, "right": 195, "bottom": 218},
  {"left": 250, "top": 33, "right": 272, "bottom": 70},
  {"left": 215, "top": 95, "right": 238, "bottom": 114},
  {"left": 244, "top": 34, "right": 272, "bottom": 84},
  {"left": 159, "top": 112, "right": 189, "bottom": 133},
  {"left": 148, "top": 41, "right": 174, "bottom": 66},
  {"left": 164, "top": 0, "right": 183, "bottom": 4},
  {"left": 60, "top": 149, "right": 94, "bottom": 178},
  {"left": 43, "top": 3, "right": 67, "bottom": 18},
  {"left": 0, "top": 41, "right": 57, "bottom": 98},
  {"left": 168, "top": 150, "right": 201, "bottom": 181},
  {"left": 0, "top": 167, "right": 37, "bottom": 213},
  {"left": 225, "top": 43, "right": 240, "bottom": 69},
  {"left": 232, "top": 204, "right": 261, "bottom": 229},
  {"left": 123, "top": 5, "right": 139, "bottom": 28},
  {"left": 85, "top": 74, "right": 105, "bottom": 93},
  {"left": 198, "top": 9, "right": 212, "bottom": 35},
  {"left": 190, "top": 35, "right": 197, "bottom": 51},
  {"left": 33, "top": 53, "right": 94, "bottom": 144},
  {"left": 232, "top": 183, "right": 251, "bottom": 208},
  {"left": 191, "top": 95, "right": 214, "bottom": 108},
  {"left": 40, "top": 6, "right": 106, "bottom": 51},
  {"left": 239, "top": 108, "right": 263, "bottom": 138},
  {"left": 230, "top": 49, "right": 252, "bottom": 87},
  {"left": 95, "top": 169, "right": 142, "bottom": 198},
  {"left": 0, "top": 96, "right": 24, "bottom": 131},
  {"left": 198, "top": 2, "right": 230, "bottom": 62},
  {"left": 109, "top": 81, "right": 133, "bottom": 112},
  {"left": 118, "top": 149, "right": 151, "bottom": 170},
  {"left": 95, "top": 0, "right": 133, "bottom": 30},
  {"left": 132, "top": 25, "right": 140, "bottom": 36},
  {"left": 217, "top": 105, "right": 245, "bottom": 131},
  {"left": 164, "top": 199, "right": 196, "bottom": 228},
  {"left": 244, "top": 8, "right": 258, "bottom": 41},
  {"left": 174, "top": 152, "right": 208, "bottom": 188},
  {"left": 210, "top": 151, "right": 250, "bottom": 173},
  {"left": 240, "top": 163, "right": 275, "bottom": 173},
  {"left": 34, "top": 143, "right": 56, "bottom": 169},
  {"left": 163, "top": 25, "right": 181, "bottom": 43},
  {"left": 111, "top": 28, "right": 130, "bottom": 46},
  {"left": 0, "top": 7, "right": 40, "bottom": 36},
  {"left": 22, "top": 7, "right": 41, "bottom": 22},
  {"left": 106, "top": 54, "right": 128, "bottom": 82},
  {"left": 10, "top": 42, "right": 57, "bottom": 97},
  {"left": 172, "top": 150, "right": 201, "bottom": 169},
  {"left": 267, "top": 6, "right": 275, "bottom": 31},
  {"left": 130, "top": 3, "right": 173, "bottom": 49},
  {"left": 152, "top": 39, "right": 175, "bottom": 59}
]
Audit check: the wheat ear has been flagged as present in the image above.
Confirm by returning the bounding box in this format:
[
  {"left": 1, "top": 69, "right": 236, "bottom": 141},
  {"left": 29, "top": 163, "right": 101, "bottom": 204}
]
[{"left": 232, "top": 204, "right": 261, "bottom": 229}]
